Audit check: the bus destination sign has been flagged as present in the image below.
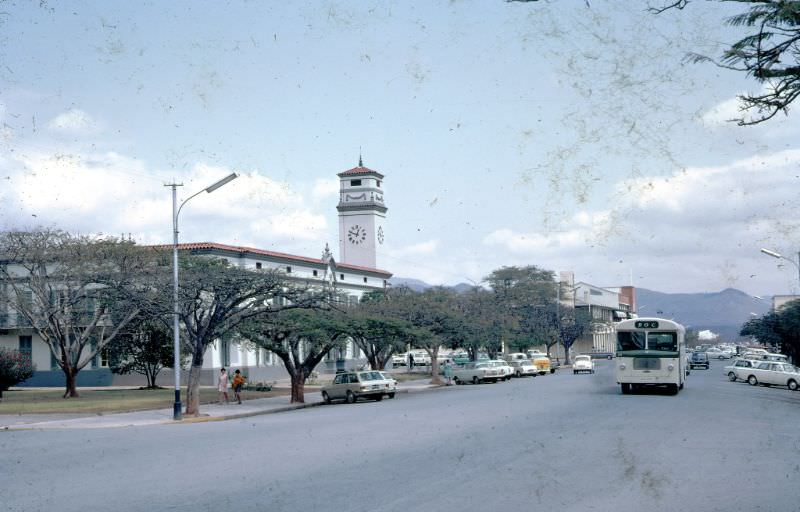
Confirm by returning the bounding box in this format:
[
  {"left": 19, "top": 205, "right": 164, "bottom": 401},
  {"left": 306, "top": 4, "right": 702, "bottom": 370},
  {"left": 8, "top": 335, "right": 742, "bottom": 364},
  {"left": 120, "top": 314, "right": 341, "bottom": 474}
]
[{"left": 635, "top": 320, "right": 659, "bottom": 329}]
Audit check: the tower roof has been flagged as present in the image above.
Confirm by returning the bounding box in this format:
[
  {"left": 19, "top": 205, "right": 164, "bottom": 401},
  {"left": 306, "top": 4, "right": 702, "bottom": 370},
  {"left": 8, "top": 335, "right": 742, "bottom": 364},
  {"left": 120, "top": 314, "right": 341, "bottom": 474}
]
[{"left": 338, "top": 165, "right": 384, "bottom": 179}]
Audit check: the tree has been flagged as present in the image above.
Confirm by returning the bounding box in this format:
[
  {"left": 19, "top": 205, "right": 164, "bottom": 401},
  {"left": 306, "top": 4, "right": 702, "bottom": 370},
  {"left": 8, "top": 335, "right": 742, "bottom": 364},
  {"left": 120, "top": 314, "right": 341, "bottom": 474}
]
[
  {"left": 165, "top": 254, "right": 314, "bottom": 415},
  {"left": 560, "top": 307, "right": 591, "bottom": 365},
  {"left": 236, "top": 309, "right": 346, "bottom": 403},
  {"left": 0, "top": 348, "right": 35, "bottom": 400},
  {"left": 0, "top": 230, "right": 150, "bottom": 398},
  {"left": 741, "top": 300, "right": 800, "bottom": 363},
  {"left": 106, "top": 315, "right": 185, "bottom": 389},
  {"left": 655, "top": 0, "right": 800, "bottom": 125}
]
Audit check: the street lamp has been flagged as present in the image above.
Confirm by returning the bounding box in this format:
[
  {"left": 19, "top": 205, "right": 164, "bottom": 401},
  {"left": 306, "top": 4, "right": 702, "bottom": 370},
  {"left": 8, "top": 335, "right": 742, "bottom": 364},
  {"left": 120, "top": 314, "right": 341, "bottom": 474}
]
[
  {"left": 166, "top": 172, "right": 238, "bottom": 420},
  {"left": 759, "top": 247, "right": 800, "bottom": 290}
]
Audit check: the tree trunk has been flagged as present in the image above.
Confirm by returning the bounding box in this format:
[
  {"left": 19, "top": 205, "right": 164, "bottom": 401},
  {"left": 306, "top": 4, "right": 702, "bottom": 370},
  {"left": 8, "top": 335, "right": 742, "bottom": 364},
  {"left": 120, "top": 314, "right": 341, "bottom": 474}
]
[
  {"left": 290, "top": 371, "right": 305, "bottom": 403},
  {"left": 429, "top": 347, "right": 443, "bottom": 385},
  {"left": 63, "top": 368, "right": 80, "bottom": 398},
  {"left": 563, "top": 343, "right": 571, "bottom": 365},
  {"left": 185, "top": 364, "right": 203, "bottom": 416}
]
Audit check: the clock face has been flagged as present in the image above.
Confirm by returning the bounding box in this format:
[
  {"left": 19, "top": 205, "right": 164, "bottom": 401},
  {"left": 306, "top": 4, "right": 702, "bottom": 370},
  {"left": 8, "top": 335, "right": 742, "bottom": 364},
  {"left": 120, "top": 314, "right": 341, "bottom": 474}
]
[
  {"left": 377, "top": 226, "right": 384, "bottom": 245},
  {"left": 347, "top": 225, "right": 367, "bottom": 245}
]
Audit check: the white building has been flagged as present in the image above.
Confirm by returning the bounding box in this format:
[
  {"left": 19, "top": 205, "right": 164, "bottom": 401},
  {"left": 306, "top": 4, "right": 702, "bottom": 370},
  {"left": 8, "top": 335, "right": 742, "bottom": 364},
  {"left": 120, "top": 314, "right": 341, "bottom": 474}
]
[
  {"left": 0, "top": 161, "right": 392, "bottom": 386},
  {"left": 571, "top": 282, "right": 637, "bottom": 356}
]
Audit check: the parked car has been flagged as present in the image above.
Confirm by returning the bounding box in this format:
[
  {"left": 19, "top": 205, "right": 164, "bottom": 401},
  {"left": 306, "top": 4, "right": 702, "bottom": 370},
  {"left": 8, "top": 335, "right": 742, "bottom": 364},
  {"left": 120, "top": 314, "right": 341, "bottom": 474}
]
[
  {"left": 378, "top": 371, "right": 398, "bottom": 393},
  {"left": 761, "top": 353, "right": 789, "bottom": 363},
  {"left": 410, "top": 350, "right": 431, "bottom": 366},
  {"left": 725, "top": 359, "right": 759, "bottom": 382},
  {"left": 488, "top": 359, "right": 514, "bottom": 380},
  {"left": 452, "top": 362, "right": 501, "bottom": 384},
  {"left": 689, "top": 352, "right": 709, "bottom": 370},
  {"left": 573, "top": 355, "right": 595, "bottom": 374},
  {"left": 391, "top": 353, "right": 407, "bottom": 367},
  {"left": 508, "top": 360, "right": 537, "bottom": 377},
  {"left": 738, "top": 362, "right": 800, "bottom": 390},
  {"left": 321, "top": 371, "right": 395, "bottom": 404},
  {"left": 528, "top": 353, "right": 552, "bottom": 375}
]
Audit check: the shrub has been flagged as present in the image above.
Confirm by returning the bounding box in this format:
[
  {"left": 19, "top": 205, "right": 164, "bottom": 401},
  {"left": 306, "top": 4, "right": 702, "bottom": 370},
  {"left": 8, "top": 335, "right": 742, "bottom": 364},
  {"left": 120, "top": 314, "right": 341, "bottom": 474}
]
[{"left": 0, "top": 348, "right": 36, "bottom": 400}]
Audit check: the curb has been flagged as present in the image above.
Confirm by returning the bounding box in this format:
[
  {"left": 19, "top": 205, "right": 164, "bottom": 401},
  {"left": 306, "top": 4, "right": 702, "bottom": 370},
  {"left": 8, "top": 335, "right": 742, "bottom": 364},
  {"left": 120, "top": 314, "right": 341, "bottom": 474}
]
[{"left": 177, "top": 401, "right": 326, "bottom": 424}]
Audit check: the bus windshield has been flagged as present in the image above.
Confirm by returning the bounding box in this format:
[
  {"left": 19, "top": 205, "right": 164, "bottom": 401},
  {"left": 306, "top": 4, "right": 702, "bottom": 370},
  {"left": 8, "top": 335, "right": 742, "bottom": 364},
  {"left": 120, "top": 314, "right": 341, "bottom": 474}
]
[
  {"left": 617, "top": 332, "right": 646, "bottom": 351},
  {"left": 648, "top": 332, "right": 677, "bottom": 352}
]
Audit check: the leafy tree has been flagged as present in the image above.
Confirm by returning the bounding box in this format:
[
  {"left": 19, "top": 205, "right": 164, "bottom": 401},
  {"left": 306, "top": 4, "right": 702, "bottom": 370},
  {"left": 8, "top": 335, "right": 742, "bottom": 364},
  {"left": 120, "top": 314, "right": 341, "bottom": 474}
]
[
  {"left": 741, "top": 300, "right": 800, "bottom": 363},
  {"left": 165, "top": 255, "right": 314, "bottom": 415},
  {"left": 0, "top": 230, "right": 150, "bottom": 398},
  {"left": 106, "top": 316, "right": 186, "bottom": 389},
  {"left": 0, "top": 348, "right": 35, "bottom": 400},
  {"left": 236, "top": 309, "right": 346, "bottom": 403},
  {"left": 560, "top": 307, "right": 591, "bottom": 364},
  {"left": 654, "top": 0, "right": 800, "bottom": 125}
]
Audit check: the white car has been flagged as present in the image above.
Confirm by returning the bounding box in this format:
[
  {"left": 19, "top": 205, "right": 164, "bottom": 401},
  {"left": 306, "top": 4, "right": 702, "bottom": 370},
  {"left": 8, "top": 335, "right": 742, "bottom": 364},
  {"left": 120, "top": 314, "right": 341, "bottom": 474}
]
[
  {"left": 573, "top": 355, "right": 595, "bottom": 374},
  {"left": 391, "top": 353, "right": 407, "bottom": 367},
  {"left": 736, "top": 362, "right": 800, "bottom": 390},
  {"left": 706, "top": 348, "right": 733, "bottom": 360},
  {"left": 724, "top": 358, "right": 760, "bottom": 381},
  {"left": 488, "top": 360, "right": 514, "bottom": 381},
  {"left": 508, "top": 360, "right": 537, "bottom": 377}
]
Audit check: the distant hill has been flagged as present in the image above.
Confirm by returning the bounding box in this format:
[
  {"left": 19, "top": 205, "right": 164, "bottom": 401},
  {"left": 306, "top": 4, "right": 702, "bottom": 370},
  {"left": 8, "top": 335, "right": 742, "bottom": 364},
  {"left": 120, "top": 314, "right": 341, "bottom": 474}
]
[
  {"left": 391, "top": 278, "right": 769, "bottom": 341},
  {"left": 636, "top": 288, "right": 770, "bottom": 340}
]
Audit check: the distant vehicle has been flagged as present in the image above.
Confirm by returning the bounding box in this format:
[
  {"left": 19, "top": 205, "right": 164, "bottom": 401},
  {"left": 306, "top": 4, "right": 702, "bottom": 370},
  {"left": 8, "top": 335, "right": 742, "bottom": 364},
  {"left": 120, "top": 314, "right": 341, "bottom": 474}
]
[
  {"left": 391, "top": 353, "right": 407, "bottom": 367},
  {"left": 761, "top": 353, "right": 788, "bottom": 363},
  {"left": 573, "top": 355, "right": 595, "bottom": 374},
  {"left": 739, "top": 362, "right": 800, "bottom": 390},
  {"left": 589, "top": 351, "right": 614, "bottom": 360},
  {"left": 452, "top": 362, "right": 501, "bottom": 384},
  {"left": 689, "top": 352, "right": 709, "bottom": 370},
  {"left": 526, "top": 351, "right": 553, "bottom": 375},
  {"left": 706, "top": 347, "right": 733, "bottom": 360},
  {"left": 508, "top": 360, "right": 537, "bottom": 377},
  {"left": 410, "top": 350, "right": 431, "bottom": 366},
  {"left": 321, "top": 371, "right": 396, "bottom": 404},
  {"left": 616, "top": 318, "right": 686, "bottom": 395}
]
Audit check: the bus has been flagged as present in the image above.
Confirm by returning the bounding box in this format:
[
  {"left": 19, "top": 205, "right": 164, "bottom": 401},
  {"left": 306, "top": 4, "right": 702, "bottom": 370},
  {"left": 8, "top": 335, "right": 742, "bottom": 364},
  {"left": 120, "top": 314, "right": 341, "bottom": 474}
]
[{"left": 616, "top": 317, "right": 686, "bottom": 395}]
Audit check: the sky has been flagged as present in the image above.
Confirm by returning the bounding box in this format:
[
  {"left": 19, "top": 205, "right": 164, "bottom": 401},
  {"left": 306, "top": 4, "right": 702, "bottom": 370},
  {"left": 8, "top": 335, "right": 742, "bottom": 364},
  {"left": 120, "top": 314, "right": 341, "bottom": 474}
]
[{"left": 1, "top": 0, "right": 799, "bottom": 296}]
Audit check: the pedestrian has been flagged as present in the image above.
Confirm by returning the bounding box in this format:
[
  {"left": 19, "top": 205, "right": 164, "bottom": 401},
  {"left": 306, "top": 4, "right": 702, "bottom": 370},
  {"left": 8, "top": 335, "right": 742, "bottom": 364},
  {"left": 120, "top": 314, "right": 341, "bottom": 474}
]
[
  {"left": 443, "top": 358, "right": 454, "bottom": 385},
  {"left": 408, "top": 352, "right": 414, "bottom": 373},
  {"left": 232, "top": 369, "right": 246, "bottom": 405},
  {"left": 218, "top": 368, "right": 230, "bottom": 404}
]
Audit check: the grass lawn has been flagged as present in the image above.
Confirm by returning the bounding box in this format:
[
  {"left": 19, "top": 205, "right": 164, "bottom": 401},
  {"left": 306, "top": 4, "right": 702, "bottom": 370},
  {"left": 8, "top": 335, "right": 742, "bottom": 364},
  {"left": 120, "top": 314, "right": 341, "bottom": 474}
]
[{"left": 0, "top": 387, "right": 290, "bottom": 415}]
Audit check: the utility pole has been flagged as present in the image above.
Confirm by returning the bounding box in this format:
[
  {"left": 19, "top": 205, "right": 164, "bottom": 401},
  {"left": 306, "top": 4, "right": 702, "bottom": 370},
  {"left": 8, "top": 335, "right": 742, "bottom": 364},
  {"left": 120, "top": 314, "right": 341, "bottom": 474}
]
[{"left": 165, "top": 182, "right": 183, "bottom": 421}]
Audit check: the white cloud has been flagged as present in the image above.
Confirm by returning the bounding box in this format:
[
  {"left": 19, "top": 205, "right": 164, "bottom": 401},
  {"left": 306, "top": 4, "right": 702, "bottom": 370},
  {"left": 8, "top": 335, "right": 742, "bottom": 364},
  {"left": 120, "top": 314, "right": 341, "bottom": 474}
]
[
  {"left": 312, "top": 178, "right": 339, "bottom": 200},
  {"left": 394, "top": 239, "right": 440, "bottom": 257},
  {"left": 698, "top": 96, "right": 742, "bottom": 127},
  {"left": 46, "top": 109, "right": 99, "bottom": 133},
  {"left": 0, "top": 149, "right": 336, "bottom": 254}
]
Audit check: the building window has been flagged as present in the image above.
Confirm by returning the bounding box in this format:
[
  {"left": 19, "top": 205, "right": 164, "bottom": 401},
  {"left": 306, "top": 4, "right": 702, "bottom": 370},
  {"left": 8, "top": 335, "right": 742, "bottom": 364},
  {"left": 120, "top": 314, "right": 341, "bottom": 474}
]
[
  {"left": 350, "top": 179, "right": 362, "bottom": 186},
  {"left": 363, "top": 277, "right": 368, "bottom": 283},
  {"left": 220, "top": 339, "right": 231, "bottom": 367},
  {"left": 377, "top": 180, "right": 381, "bottom": 187},
  {"left": 100, "top": 348, "right": 109, "bottom": 367},
  {"left": 18, "top": 336, "right": 32, "bottom": 357},
  {"left": 286, "top": 266, "right": 292, "bottom": 273},
  {"left": 313, "top": 270, "right": 318, "bottom": 277},
  {"left": 256, "top": 262, "right": 262, "bottom": 269},
  {"left": 340, "top": 274, "right": 345, "bottom": 280}
]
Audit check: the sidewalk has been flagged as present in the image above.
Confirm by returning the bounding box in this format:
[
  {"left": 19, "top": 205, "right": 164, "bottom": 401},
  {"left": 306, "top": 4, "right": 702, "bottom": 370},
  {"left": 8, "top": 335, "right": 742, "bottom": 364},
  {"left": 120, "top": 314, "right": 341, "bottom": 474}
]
[{"left": 0, "top": 378, "right": 444, "bottom": 431}]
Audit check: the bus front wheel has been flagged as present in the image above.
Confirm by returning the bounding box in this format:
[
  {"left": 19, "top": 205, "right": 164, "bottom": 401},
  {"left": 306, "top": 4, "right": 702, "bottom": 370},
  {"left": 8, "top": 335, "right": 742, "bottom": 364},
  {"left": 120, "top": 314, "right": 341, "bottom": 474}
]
[
  {"left": 621, "top": 383, "right": 632, "bottom": 394},
  {"left": 668, "top": 384, "right": 679, "bottom": 395}
]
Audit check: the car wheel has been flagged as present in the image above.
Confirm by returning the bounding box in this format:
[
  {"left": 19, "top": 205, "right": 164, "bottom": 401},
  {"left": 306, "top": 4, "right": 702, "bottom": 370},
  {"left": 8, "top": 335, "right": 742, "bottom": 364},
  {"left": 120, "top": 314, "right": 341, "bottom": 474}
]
[
  {"left": 322, "top": 391, "right": 331, "bottom": 404},
  {"left": 388, "top": 392, "right": 395, "bottom": 398},
  {"left": 550, "top": 369, "right": 556, "bottom": 374},
  {"left": 346, "top": 390, "right": 356, "bottom": 403},
  {"left": 607, "top": 355, "right": 612, "bottom": 360},
  {"left": 516, "top": 371, "right": 522, "bottom": 378},
  {"left": 573, "top": 370, "right": 577, "bottom": 375},
  {"left": 621, "top": 383, "right": 631, "bottom": 394},
  {"left": 679, "top": 382, "right": 684, "bottom": 390},
  {"left": 718, "top": 355, "right": 725, "bottom": 360},
  {"left": 788, "top": 380, "right": 798, "bottom": 391},
  {"left": 472, "top": 376, "right": 480, "bottom": 385},
  {"left": 453, "top": 377, "right": 460, "bottom": 385},
  {"left": 728, "top": 372, "right": 737, "bottom": 382},
  {"left": 374, "top": 394, "right": 383, "bottom": 402},
  {"left": 748, "top": 375, "right": 758, "bottom": 386}
]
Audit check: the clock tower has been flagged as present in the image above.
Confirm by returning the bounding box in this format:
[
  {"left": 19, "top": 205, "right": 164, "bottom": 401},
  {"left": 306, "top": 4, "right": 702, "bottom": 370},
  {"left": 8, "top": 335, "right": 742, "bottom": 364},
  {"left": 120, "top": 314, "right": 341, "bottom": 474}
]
[{"left": 337, "top": 158, "right": 387, "bottom": 269}]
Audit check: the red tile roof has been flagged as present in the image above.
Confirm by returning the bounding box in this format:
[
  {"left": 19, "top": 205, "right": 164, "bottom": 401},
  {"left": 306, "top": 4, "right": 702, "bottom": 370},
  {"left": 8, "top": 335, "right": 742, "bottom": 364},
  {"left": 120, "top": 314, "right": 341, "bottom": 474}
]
[
  {"left": 337, "top": 166, "right": 384, "bottom": 178},
  {"left": 149, "top": 242, "right": 392, "bottom": 277}
]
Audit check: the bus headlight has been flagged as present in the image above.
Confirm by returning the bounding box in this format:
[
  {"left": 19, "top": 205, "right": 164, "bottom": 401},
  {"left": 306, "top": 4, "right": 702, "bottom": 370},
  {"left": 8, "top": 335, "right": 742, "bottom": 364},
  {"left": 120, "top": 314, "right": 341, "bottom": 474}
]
[
  {"left": 667, "top": 364, "right": 674, "bottom": 371},
  {"left": 619, "top": 364, "right": 626, "bottom": 371}
]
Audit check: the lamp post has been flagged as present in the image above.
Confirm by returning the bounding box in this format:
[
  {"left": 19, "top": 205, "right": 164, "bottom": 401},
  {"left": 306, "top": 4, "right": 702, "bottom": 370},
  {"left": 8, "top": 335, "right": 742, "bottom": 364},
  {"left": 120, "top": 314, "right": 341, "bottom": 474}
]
[
  {"left": 759, "top": 247, "right": 800, "bottom": 291},
  {"left": 166, "top": 172, "right": 238, "bottom": 420}
]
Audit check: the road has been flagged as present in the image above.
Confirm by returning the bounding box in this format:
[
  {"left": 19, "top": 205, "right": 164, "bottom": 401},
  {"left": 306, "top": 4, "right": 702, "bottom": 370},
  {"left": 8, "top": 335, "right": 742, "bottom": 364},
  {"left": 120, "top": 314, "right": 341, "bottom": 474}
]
[{"left": 2, "top": 360, "right": 799, "bottom": 512}]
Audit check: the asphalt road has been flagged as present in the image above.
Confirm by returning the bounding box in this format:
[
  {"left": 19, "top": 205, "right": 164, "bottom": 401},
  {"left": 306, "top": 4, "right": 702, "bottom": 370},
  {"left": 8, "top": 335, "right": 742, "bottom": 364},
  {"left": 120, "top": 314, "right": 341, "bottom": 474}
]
[{"left": 2, "top": 360, "right": 799, "bottom": 512}]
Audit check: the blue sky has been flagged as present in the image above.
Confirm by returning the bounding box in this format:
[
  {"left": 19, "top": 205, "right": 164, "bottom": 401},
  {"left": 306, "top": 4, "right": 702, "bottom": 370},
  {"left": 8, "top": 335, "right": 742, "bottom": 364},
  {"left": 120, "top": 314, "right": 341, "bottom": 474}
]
[{"left": 2, "top": 1, "right": 799, "bottom": 295}]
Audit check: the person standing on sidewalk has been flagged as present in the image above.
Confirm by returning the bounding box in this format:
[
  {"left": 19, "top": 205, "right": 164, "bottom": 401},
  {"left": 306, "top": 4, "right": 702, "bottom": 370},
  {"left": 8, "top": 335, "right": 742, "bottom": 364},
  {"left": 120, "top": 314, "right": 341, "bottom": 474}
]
[
  {"left": 232, "top": 369, "right": 246, "bottom": 405},
  {"left": 408, "top": 352, "right": 414, "bottom": 373},
  {"left": 218, "top": 368, "right": 230, "bottom": 404}
]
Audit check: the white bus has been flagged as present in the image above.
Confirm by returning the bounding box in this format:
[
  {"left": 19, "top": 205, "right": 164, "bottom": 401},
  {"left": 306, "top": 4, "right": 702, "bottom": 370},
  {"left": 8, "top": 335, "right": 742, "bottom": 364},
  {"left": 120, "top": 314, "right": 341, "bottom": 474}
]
[{"left": 616, "top": 318, "right": 686, "bottom": 395}]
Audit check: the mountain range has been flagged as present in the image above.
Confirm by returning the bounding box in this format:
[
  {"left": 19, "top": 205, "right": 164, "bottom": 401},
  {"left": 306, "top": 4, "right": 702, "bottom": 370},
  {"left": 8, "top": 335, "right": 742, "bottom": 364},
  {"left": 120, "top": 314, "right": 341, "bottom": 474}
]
[{"left": 389, "top": 278, "right": 770, "bottom": 341}]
